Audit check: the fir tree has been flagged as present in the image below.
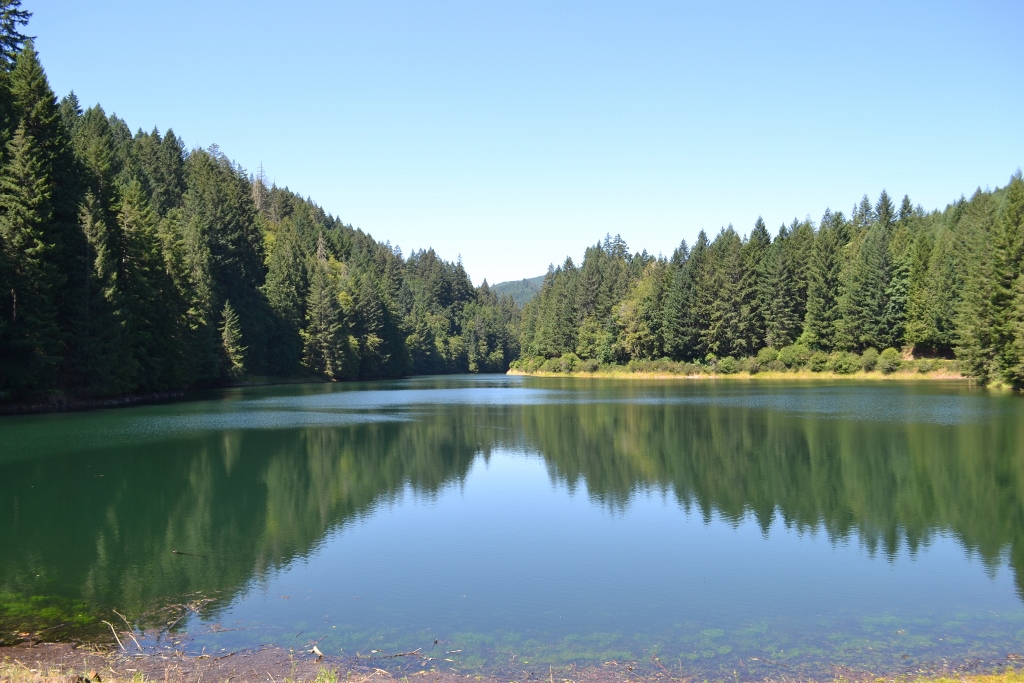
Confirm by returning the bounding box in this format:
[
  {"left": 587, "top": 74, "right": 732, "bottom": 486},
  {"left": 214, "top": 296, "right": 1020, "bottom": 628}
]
[
  {"left": 0, "top": 0, "right": 30, "bottom": 69},
  {"left": 839, "top": 224, "right": 891, "bottom": 350},
  {"left": 802, "top": 210, "right": 845, "bottom": 350},
  {"left": 301, "top": 233, "right": 345, "bottom": 378},
  {"left": 220, "top": 299, "right": 246, "bottom": 380},
  {"left": 739, "top": 217, "right": 770, "bottom": 351},
  {"left": 0, "top": 123, "right": 58, "bottom": 393}
]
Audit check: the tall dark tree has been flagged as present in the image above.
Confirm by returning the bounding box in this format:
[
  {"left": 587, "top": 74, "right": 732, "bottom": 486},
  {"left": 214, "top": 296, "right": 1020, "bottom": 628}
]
[
  {"left": 839, "top": 224, "right": 892, "bottom": 350},
  {"left": 0, "top": 0, "right": 30, "bottom": 68},
  {"left": 0, "top": 122, "right": 58, "bottom": 394},
  {"left": 802, "top": 210, "right": 846, "bottom": 350}
]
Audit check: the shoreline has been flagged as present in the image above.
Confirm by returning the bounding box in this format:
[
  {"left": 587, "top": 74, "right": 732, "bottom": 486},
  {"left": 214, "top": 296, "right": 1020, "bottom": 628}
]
[
  {"left": 0, "top": 375, "right": 333, "bottom": 417},
  {"left": 508, "top": 368, "right": 971, "bottom": 382},
  {"left": 1, "top": 642, "right": 1020, "bottom": 683},
  {"left": 0, "top": 390, "right": 187, "bottom": 417}
]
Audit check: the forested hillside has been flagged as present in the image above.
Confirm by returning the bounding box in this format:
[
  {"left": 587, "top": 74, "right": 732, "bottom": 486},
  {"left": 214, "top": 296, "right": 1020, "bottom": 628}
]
[
  {"left": 2, "top": 4, "right": 1023, "bottom": 401},
  {"left": 0, "top": 8, "right": 519, "bottom": 401},
  {"left": 517, "top": 178, "right": 1024, "bottom": 387},
  {"left": 491, "top": 275, "right": 545, "bottom": 306}
]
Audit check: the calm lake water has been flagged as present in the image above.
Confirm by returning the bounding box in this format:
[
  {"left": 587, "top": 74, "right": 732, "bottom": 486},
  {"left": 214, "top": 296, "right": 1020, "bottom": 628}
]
[{"left": 2, "top": 376, "right": 1023, "bottom": 678}]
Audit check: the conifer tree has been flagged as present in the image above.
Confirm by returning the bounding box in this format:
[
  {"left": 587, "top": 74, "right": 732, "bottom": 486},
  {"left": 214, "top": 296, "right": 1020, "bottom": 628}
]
[
  {"left": 699, "top": 228, "right": 744, "bottom": 357},
  {"left": 0, "top": 0, "right": 30, "bottom": 68},
  {"left": 0, "top": 122, "right": 58, "bottom": 393},
  {"left": 662, "top": 231, "right": 708, "bottom": 360},
  {"left": 954, "top": 191, "right": 1000, "bottom": 381},
  {"left": 763, "top": 226, "right": 801, "bottom": 349},
  {"left": 220, "top": 299, "right": 246, "bottom": 379},
  {"left": 875, "top": 190, "right": 895, "bottom": 231},
  {"left": 802, "top": 210, "right": 845, "bottom": 350},
  {"left": 739, "top": 217, "right": 770, "bottom": 351},
  {"left": 839, "top": 224, "right": 891, "bottom": 350},
  {"left": 991, "top": 175, "right": 1024, "bottom": 384},
  {"left": 301, "top": 233, "right": 345, "bottom": 378},
  {"left": 903, "top": 229, "right": 935, "bottom": 351},
  {"left": 659, "top": 239, "right": 689, "bottom": 359}
]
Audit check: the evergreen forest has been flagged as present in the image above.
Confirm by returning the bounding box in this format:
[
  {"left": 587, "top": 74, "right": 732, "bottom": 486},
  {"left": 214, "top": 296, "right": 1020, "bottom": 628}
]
[
  {"left": 517, "top": 177, "right": 1024, "bottom": 387},
  {"left": 0, "top": 6, "right": 519, "bottom": 401},
  {"left": 2, "top": 3, "right": 1024, "bottom": 401}
]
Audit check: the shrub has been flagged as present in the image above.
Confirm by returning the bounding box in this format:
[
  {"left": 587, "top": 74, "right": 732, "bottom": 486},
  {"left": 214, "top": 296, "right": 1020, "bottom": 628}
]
[
  {"left": 742, "top": 357, "right": 761, "bottom": 374},
  {"left": 766, "top": 359, "right": 787, "bottom": 372},
  {"left": 808, "top": 351, "right": 829, "bottom": 372},
  {"left": 829, "top": 351, "right": 860, "bottom": 374},
  {"left": 916, "top": 358, "right": 932, "bottom": 373},
  {"left": 778, "top": 344, "right": 812, "bottom": 369},
  {"left": 718, "top": 356, "right": 738, "bottom": 374},
  {"left": 558, "top": 353, "right": 581, "bottom": 373},
  {"left": 878, "top": 347, "right": 902, "bottom": 374},
  {"left": 580, "top": 358, "right": 599, "bottom": 373},
  {"left": 861, "top": 347, "right": 879, "bottom": 372},
  {"left": 757, "top": 347, "right": 779, "bottom": 365}
]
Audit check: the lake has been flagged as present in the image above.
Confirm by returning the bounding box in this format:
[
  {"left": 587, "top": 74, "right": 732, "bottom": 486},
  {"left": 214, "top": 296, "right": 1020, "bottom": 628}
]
[{"left": 1, "top": 376, "right": 1023, "bottom": 679}]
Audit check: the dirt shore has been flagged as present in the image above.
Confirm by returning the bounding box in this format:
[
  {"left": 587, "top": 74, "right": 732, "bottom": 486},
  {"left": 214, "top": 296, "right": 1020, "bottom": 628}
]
[{"left": 2, "top": 642, "right": 1021, "bottom": 683}]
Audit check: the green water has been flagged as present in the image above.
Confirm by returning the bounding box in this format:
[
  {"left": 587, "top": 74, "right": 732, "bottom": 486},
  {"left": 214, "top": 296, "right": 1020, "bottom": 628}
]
[{"left": 1, "top": 376, "right": 1023, "bottom": 678}]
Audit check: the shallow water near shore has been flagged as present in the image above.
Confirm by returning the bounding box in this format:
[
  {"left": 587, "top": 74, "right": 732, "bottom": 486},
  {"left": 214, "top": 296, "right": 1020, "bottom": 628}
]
[{"left": 2, "top": 376, "right": 1023, "bottom": 679}]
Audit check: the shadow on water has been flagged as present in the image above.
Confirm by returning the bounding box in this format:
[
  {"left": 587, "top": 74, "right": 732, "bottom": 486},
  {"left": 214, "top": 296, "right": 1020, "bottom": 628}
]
[{"left": 1, "top": 376, "right": 1023, "bottom": 677}]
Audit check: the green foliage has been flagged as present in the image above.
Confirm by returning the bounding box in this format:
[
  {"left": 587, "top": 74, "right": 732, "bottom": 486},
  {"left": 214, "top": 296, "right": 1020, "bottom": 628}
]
[
  {"left": 807, "top": 351, "right": 829, "bottom": 372},
  {"left": 878, "top": 347, "right": 902, "bottom": 374},
  {"left": 828, "top": 351, "right": 861, "bottom": 375},
  {"left": 756, "top": 346, "right": 779, "bottom": 365},
  {"left": 717, "top": 355, "right": 738, "bottom": 374},
  {"left": 778, "top": 343, "right": 812, "bottom": 369},
  {"left": 861, "top": 347, "right": 879, "bottom": 371},
  {"left": 0, "top": 1, "right": 30, "bottom": 68},
  {"left": 220, "top": 300, "right": 246, "bottom": 379}
]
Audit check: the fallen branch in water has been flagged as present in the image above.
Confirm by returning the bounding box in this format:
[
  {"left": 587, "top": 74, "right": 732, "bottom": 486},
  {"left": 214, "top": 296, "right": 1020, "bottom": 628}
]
[
  {"left": 112, "top": 610, "right": 144, "bottom": 652},
  {"left": 101, "top": 621, "right": 124, "bottom": 651}
]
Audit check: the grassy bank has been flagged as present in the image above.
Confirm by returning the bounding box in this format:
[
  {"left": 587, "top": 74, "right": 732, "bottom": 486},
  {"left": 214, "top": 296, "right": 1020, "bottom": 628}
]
[
  {"left": 509, "top": 368, "right": 966, "bottom": 381},
  {"left": 510, "top": 346, "right": 967, "bottom": 382}
]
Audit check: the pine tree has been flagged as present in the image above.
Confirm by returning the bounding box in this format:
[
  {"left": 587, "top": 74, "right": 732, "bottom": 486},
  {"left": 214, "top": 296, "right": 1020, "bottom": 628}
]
[
  {"left": 220, "top": 299, "right": 246, "bottom": 379},
  {"left": 903, "top": 229, "right": 934, "bottom": 351},
  {"left": 8, "top": 42, "right": 88, "bottom": 391},
  {"left": 699, "top": 228, "right": 744, "bottom": 357},
  {"left": 0, "top": 1, "right": 30, "bottom": 69},
  {"left": 839, "top": 224, "right": 891, "bottom": 350},
  {"left": 954, "top": 191, "right": 1000, "bottom": 381},
  {"left": 991, "top": 175, "right": 1024, "bottom": 384},
  {"left": 0, "top": 123, "right": 58, "bottom": 393},
  {"left": 662, "top": 231, "right": 708, "bottom": 360},
  {"left": 898, "top": 194, "right": 915, "bottom": 225},
  {"left": 117, "top": 178, "right": 187, "bottom": 389},
  {"left": 802, "top": 210, "right": 845, "bottom": 350},
  {"left": 659, "top": 239, "right": 689, "bottom": 359},
  {"left": 875, "top": 189, "right": 895, "bottom": 231},
  {"left": 301, "top": 233, "right": 345, "bottom": 378},
  {"left": 739, "top": 217, "right": 770, "bottom": 352},
  {"left": 763, "top": 225, "right": 801, "bottom": 349}
]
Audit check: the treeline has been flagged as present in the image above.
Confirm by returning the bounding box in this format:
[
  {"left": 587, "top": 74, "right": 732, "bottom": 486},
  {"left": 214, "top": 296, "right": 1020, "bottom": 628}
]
[
  {"left": 518, "top": 176, "right": 1024, "bottom": 386},
  {"left": 0, "top": 16, "right": 518, "bottom": 400}
]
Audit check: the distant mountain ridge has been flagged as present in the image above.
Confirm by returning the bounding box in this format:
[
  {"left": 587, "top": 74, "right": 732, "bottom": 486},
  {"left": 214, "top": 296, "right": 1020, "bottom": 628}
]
[{"left": 491, "top": 275, "right": 546, "bottom": 306}]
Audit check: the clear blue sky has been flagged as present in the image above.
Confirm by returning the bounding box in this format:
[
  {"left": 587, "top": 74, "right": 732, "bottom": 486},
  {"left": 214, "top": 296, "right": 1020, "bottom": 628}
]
[{"left": 32, "top": 0, "right": 1024, "bottom": 285}]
